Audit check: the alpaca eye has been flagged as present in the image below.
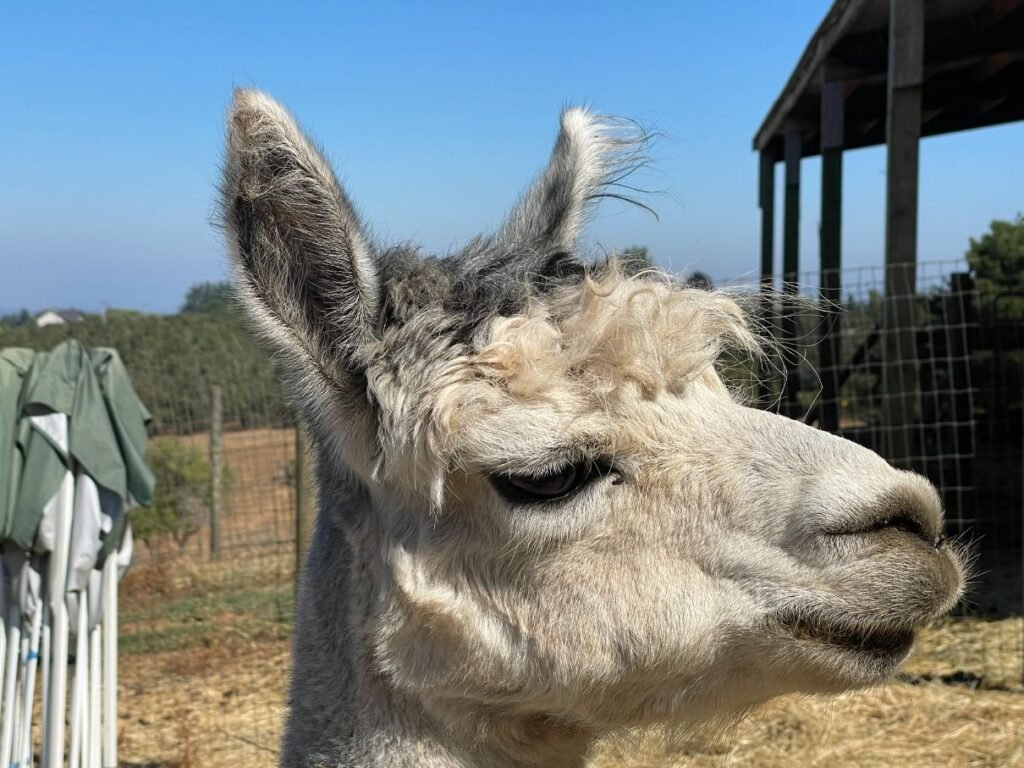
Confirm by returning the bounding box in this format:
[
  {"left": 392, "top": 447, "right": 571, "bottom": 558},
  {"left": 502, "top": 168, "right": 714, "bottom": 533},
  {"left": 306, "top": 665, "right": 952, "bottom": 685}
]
[{"left": 490, "top": 462, "right": 596, "bottom": 503}]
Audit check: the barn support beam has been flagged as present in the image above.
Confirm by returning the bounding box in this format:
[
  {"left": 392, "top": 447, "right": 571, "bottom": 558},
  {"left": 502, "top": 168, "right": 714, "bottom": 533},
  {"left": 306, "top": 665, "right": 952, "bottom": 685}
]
[
  {"left": 758, "top": 148, "right": 776, "bottom": 406},
  {"left": 782, "top": 128, "right": 802, "bottom": 417},
  {"left": 759, "top": 150, "right": 776, "bottom": 290},
  {"left": 819, "top": 80, "right": 844, "bottom": 433},
  {"left": 883, "top": 0, "right": 924, "bottom": 467}
]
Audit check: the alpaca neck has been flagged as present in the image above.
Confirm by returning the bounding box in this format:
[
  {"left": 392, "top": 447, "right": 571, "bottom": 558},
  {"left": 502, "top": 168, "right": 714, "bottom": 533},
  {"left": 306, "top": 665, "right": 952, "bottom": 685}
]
[
  {"left": 286, "top": 503, "right": 595, "bottom": 767},
  {"left": 284, "top": 451, "right": 599, "bottom": 767},
  {"left": 341, "top": 648, "right": 596, "bottom": 768}
]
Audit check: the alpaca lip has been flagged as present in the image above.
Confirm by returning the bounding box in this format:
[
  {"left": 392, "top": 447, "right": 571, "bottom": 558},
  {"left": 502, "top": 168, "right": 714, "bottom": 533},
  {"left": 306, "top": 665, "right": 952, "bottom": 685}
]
[{"left": 776, "top": 610, "right": 915, "bottom": 657}]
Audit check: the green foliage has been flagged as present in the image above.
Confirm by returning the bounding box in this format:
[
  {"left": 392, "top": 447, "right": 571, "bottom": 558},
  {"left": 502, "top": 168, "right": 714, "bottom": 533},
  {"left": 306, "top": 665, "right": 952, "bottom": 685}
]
[
  {"left": 966, "top": 215, "right": 1024, "bottom": 432},
  {"left": 966, "top": 213, "right": 1024, "bottom": 319},
  {"left": 180, "top": 281, "right": 235, "bottom": 314},
  {"left": 686, "top": 271, "right": 714, "bottom": 290},
  {"left": 618, "top": 245, "right": 653, "bottom": 275},
  {"left": 120, "top": 584, "right": 293, "bottom": 654},
  {"left": 136, "top": 440, "right": 211, "bottom": 548},
  {"left": 0, "top": 309, "right": 32, "bottom": 328}
]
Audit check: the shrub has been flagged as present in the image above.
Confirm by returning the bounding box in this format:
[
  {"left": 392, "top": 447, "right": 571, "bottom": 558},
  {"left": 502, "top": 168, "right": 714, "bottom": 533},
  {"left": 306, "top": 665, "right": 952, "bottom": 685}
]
[{"left": 137, "top": 440, "right": 213, "bottom": 550}]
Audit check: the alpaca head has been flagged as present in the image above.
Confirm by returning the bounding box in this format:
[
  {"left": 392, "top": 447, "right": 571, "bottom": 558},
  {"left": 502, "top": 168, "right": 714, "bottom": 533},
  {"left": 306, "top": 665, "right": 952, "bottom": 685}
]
[{"left": 221, "top": 90, "right": 965, "bottom": 736}]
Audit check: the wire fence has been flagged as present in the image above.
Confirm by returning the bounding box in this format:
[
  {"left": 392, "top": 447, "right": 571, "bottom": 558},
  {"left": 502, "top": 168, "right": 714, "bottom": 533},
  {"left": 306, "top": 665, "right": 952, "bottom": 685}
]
[
  {"left": 752, "top": 257, "right": 1023, "bottom": 690},
  {"left": 10, "top": 257, "right": 1018, "bottom": 766}
]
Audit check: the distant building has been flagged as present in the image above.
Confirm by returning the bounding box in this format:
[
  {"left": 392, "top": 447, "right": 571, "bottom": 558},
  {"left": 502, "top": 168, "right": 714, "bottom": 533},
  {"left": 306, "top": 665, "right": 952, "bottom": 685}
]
[{"left": 34, "top": 309, "right": 85, "bottom": 328}]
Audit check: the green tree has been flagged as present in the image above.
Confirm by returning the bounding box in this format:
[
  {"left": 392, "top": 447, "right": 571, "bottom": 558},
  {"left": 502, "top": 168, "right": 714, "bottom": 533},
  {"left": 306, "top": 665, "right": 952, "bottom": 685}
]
[
  {"left": 137, "top": 440, "right": 213, "bottom": 549},
  {"left": 966, "top": 213, "right": 1024, "bottom": 318},
  {"left": 618, "top": 245, "right": 653, "bottom": 275},
  {"left": 181, "top": 281, "right": 235, "bottom": 314},
  {"left": 0, "top": 309, "right": 31, "bottom": 328}
]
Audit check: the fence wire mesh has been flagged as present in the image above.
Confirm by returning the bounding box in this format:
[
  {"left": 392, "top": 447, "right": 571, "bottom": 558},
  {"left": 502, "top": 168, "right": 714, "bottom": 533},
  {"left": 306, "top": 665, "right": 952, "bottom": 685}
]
[{"left": 3, "top": 257, "right": 1020, "bottom": 766}]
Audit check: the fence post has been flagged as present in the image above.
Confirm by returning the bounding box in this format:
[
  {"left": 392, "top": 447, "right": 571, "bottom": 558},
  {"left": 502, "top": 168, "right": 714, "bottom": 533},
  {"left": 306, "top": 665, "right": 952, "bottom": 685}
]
[
  {"left": 209, "top": 384, "right": 223, "bottom": 559},
  {"left": 295, "top": 425, "right": 316, "bottom": 589}
]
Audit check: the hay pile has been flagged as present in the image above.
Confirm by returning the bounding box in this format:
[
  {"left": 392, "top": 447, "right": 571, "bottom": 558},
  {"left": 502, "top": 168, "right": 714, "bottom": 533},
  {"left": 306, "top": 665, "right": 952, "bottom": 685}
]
[{"left": 904, "top": 616, "right": 1023, "bottom": 690}]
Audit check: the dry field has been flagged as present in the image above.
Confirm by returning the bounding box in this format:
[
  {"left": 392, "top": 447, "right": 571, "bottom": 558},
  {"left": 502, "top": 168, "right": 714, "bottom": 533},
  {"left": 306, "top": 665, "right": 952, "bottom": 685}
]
[{"left": 120, "top": 428, "right": 1024, "bottom": 767}]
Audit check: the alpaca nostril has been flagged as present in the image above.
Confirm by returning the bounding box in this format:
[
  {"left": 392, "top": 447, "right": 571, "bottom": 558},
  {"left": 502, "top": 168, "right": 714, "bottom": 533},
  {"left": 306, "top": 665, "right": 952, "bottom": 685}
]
[
  {"left": 834, "top": 483, "right": 944, "bottom": 546},
  {"left": 843, "top": 501, "right": 939, "bottom": 547},
  {"left": 867, "top": 510, "right": 928, "bottom": 541}
]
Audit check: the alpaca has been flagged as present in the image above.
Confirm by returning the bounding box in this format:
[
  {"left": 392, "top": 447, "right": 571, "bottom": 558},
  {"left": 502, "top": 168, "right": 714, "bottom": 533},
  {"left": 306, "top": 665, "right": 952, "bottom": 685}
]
[{"left": 220, "top": 89, "right": 965, "bottom": 768}]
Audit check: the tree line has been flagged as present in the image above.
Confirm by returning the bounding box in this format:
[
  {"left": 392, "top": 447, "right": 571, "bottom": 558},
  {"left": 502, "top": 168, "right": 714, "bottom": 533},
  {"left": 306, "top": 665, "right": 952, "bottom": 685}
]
[{"left": 0, "top": 282, "right": 288, "bottom": 435}]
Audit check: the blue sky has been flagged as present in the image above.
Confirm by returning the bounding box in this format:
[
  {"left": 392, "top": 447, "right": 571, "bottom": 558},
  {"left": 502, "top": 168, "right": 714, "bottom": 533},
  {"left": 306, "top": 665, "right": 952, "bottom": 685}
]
[{"left": 1, "top": 1, "right": 1021, "bottom": 314}]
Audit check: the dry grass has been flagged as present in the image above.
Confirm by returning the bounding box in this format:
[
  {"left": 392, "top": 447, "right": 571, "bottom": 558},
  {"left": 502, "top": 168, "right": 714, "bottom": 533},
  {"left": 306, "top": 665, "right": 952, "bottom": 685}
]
[
  {"left": 905, "top": 616, "right": 1024, "bottom": 690},
  {"left": 119, "top": 638, "right": 288, "bottom": 767},
  {"left": 591, "top": 682, "right": 1024, "bottom": 767}
]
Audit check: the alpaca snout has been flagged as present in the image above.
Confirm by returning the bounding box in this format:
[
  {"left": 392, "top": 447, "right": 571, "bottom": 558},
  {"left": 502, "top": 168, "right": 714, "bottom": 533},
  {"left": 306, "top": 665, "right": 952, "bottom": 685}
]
[
  {"left": 829, "top": 469, "right": 945, "bottom": 547},
  {"left": 805, "top": 463, "right": 967, "bottom": 622}
]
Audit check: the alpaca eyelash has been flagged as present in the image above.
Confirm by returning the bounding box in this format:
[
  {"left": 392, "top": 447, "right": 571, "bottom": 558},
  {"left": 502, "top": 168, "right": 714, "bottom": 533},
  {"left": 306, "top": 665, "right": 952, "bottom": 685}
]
[{"left": 488, "top": 458, "right": 616, "bottom": 505}]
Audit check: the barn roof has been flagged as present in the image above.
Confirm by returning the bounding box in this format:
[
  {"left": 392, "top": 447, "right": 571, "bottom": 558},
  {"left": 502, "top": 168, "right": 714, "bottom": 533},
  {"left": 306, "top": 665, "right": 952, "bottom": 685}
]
[{"left": 754, "top": 0, "right": 1024, "bottom": 158}]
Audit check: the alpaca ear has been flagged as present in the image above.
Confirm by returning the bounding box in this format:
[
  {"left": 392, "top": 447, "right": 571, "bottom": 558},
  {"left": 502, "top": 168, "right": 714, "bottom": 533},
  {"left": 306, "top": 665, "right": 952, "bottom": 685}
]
[
  {"left": 498, "top": 107, "right": 649, "bottom": 262},
  {"left": 221, "top": 89, "right": 380, "bottom": 388}
]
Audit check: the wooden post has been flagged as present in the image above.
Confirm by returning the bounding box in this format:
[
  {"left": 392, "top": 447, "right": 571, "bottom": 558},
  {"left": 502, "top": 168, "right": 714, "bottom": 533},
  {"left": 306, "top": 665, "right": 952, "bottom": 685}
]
[
  {"left": 819, "top": 80, "right": 844, "bottom": 433},
  {"left": 883, "top": 0, "right": 924, "bottom": 467},
  {"left": 758, "top": 148, "right": 776, "bottom": 406},
  {"left": 782, "top": 128, "right": 802, "bottom": 417},
  {"left": 209, "top": 384, "right": 223, "bottom": 558},
  {"left": 759, "top": 149, "right": 776, "bottom": 290},
  {"left": 294, "top": 425, "right": 316, "bottom": 588}
]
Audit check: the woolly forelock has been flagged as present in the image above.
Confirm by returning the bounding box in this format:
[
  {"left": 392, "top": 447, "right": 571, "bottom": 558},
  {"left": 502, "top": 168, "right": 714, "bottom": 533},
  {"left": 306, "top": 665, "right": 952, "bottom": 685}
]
[{"left": 360, "top": 259, "right": 764, "bottom": 509}]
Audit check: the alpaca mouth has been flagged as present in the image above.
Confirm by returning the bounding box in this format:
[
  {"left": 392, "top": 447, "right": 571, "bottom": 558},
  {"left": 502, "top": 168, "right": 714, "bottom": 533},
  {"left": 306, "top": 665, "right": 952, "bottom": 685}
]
[{"left": 776, "top": 610, "right": 915, "bottom": 657}]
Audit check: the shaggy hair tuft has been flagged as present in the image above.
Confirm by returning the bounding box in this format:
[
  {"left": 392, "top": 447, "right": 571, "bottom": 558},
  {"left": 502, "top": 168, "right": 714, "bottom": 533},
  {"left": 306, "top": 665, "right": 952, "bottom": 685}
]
[{"left": 474, "top": 263, "right": 763, "bottom": 401}]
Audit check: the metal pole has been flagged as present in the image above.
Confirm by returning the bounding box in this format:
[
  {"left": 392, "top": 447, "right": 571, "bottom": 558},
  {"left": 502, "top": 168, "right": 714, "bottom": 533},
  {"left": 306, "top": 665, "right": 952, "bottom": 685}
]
[
  {"left": 0, "top": 603, "right": 21, "bottom": 766},
  {"left": 89, "top": 622, "right": 101, "bottom": 768},
  {"left": 68, "top": 595, "right": 89, "bottom": 768},
  {"left": 43, "top": 462, "right": 75, "bottom": 768},
  {"left": 18, "top": 600, "right": 42, "bottom": 766},
  {"left": 102, "top": 555, "right": 117, "bottom": 768}
]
